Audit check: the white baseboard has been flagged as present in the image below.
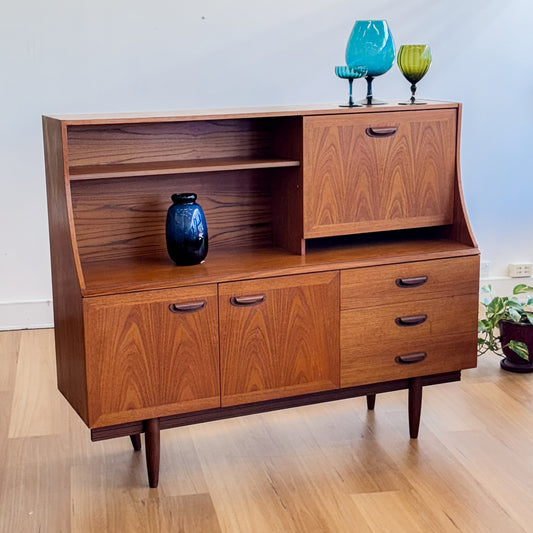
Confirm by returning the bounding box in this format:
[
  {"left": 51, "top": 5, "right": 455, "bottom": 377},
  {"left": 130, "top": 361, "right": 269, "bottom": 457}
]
[{"left": 0, "top": 300, "right": 54, "bottom": 331}]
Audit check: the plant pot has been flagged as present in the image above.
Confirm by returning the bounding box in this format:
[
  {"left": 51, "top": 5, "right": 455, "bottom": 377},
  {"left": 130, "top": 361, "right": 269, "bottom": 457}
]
[{"left": 499, "top": 320, "right": 533, "bottom": 373}]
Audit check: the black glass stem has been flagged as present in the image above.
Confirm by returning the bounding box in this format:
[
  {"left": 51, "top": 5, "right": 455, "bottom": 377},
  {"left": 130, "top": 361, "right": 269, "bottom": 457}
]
[
  {"left": 410, "top": 83, "right": 417, "bottom": 104},
  {"left": 365, "top": 76, "right": 374, "bottom": 105}
]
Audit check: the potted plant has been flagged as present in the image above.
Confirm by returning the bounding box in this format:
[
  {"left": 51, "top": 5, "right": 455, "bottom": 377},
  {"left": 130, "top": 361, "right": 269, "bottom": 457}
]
[{"left": 478, "top": 284, "right": 533, "bottom": 372}]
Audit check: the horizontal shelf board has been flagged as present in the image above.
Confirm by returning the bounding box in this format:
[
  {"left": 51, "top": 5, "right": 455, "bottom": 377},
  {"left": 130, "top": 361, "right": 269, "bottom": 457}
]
[
  {"left": 69, "top": 157, "right": 301, "bottom": 180},
  {"left": 80, "top": 238, "right": 478, "bottom": 297}
]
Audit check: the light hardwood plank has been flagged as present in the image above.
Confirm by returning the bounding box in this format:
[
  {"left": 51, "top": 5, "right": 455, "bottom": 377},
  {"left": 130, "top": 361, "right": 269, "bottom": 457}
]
[
  {"left": 0, "top": 329, "right": 20, "bottom": 392},
  {"left": 2, "top": 330, "right": 533, "bottom": 532},
  {"left": 8, "top": 329, "right": 71, "bottom": 438}
]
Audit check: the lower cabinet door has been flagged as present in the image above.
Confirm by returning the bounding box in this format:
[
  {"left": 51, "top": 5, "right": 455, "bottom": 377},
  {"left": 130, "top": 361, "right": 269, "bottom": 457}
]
[
  {"left": 84, "top": 285, "right": 220, "bottom": 427},
  {"left": 219, "top": 272, "right": 340, "bottom": 407}
]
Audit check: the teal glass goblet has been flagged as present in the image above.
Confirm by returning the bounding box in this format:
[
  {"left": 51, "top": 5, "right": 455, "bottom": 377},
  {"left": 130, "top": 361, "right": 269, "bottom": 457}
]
[
  {"left": 335, "top": 66, "right": 368, "bottom": 107},
  {"left": 345, "top": 20, "right": 395, "bottom": 105},
  {"left": 397, "top": 44, "right": 432, "bottom": 105}
]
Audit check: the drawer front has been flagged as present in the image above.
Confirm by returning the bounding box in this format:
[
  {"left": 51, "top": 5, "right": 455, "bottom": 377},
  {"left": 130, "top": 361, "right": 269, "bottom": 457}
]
[
  {"left": 341, "top": 256, "right": 479, "bottom": 310},
  {"left": 341, "top": 332, "right": 477, "bottom": 387},
  {"left": 340, "top": 293, "right": 478, "bottom": 387},
  {"left": 219, "top": 272, "right": 339, "bottom": 407},
  {"left": 303, "top": 109, "right": 457, "bottom": 238}
]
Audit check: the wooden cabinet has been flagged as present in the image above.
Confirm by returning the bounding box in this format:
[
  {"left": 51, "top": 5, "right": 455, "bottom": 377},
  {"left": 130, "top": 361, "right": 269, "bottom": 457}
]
[
  {"left": 42, "top": 101, "right": 479, "bottom": 487},
  {"left": 84, "top": 285, "right": 220, "bottom": 427},
  {"left": 219, "top": 272, "right": 339, "bottom": 406},
  {"left": 303, "top": 109, "right": 456, "bottom": 238}
]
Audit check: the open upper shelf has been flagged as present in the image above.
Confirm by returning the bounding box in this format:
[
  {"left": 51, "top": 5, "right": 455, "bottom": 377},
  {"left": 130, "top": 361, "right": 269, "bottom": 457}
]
[{"left": 69, "top": 157, "right": 301, "bottom": 181}]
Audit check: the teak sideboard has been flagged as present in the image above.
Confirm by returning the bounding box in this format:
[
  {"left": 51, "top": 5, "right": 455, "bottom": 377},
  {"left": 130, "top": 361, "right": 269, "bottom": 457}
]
[{"left": 43, "top": 102, "right": 479, "bottom": 487}]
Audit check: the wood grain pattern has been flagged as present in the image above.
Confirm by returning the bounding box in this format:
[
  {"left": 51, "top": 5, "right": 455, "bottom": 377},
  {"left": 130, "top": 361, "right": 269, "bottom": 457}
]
[
  {"left": 69, "top": 157, "right": 300, "bottom": 180},
  {"left": 45, "top": 100, "right": 459, "bottom": 123},
  {"left": 341, "top": 332, "right": 477, "bottom": 387},
  {"left": 5, "top": 329, "right": 533, "bottom": 533},
  {"left": 67, "top": 119, "right": 275, "bottom": 167},
  {"left": 71, "top": 170, "right": 274, "bottom": 263},
  {"left": 341, "top": 293, "right": 478, "bottom": 347},
  {"left": 42, "top": 116, "right": 89, "bottom": 423},
  {"left": 271, "top": 117, "right": 305, "bottom": 254},
  {"left": 303, "top": 109, "right": 457, "bottom": 238},
  {"left": 84, "top": 285, "right": 220, "bottom": 427},
  {"left": 449, "top": 103, "right": 478, "bottom": 247},
  {"left": 8, "top": 329, "right": 71, "bottom": 438},
  {"left": 341, "top": 255, "right": 480, "bottom": 310},
  {"left": 80, "top": 235, "right": 477, "bottom": 297},
  {"left": 219, "top": 272, "right": 340, "bottom": 406}
]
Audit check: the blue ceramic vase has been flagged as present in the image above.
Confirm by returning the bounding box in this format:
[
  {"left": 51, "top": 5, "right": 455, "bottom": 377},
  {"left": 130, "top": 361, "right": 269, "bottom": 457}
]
[
  {"left": 166, "top": 193, "right": 208, "bottom": 265},
  {"left": 345, "top": 20, "right": 395, "bottom": 104}
]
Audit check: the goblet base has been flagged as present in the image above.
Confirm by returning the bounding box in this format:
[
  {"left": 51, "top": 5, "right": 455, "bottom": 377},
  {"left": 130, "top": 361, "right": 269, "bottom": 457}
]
[
  {"left": 357, "top": 97, "right": 388, "bottom": 105},
  {"left": 339, "top": 103, "right": 363, "bottom": 108},
  {"left": 398, "top": 100, "right": 428, "bottom": 105}
]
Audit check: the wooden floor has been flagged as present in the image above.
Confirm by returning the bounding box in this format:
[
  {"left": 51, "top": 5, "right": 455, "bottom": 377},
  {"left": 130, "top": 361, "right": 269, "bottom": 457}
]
[{"left": 2, "top": 329, "right": 533, "bottom": 532}]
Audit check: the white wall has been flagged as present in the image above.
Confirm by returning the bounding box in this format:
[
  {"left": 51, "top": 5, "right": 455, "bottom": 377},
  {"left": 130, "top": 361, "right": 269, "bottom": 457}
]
[{"left": 1, "top": 0, "right": 532, "bottom": 329}]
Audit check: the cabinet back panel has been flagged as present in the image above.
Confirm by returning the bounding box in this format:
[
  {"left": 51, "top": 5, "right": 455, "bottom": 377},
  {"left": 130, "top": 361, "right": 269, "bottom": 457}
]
[
  {"left": 67, "top": 119, "right": 280, "bottom": 167},
  {"left": 71, "top": 171, "right": 273, "bottom": 263}
]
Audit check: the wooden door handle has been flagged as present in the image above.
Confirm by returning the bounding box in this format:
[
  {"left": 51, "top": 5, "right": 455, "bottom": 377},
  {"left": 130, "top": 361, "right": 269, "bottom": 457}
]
[
  {"left": 365, "top": 127, "right": 398, "bottom": 138},
  {"left": 395, "top": 314, "right": 428, "bottom": 327},
  {"left": 230, "top": 295, "right": 265, "bottom": 306},
  {"left": 395, "top": 276, "right": 428, "bottom": 288},
  {"left": 395, "top": 352, "right": 427, "bottom": 365},
  {"left": 169, "top": 301, "right": 206, "bottom": 313}
]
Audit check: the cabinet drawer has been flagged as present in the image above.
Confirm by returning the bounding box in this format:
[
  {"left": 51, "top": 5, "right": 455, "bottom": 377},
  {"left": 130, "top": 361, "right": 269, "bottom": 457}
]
[
  {"left": 341, "top": 294, "right": 478, "bottom": 347},
  {"left": 341, "top": 332, "right": 477, "bottom": 387},
  {"left": 219, "top": 272, "right": 339, "bottom": 406},
  {"left": 340, "top": 293, "right": 478, "bottom": 387},
  {"left": 341, "top": 256, "right": 479, "bottom": 310},
  {"left": 303, "top": 109, "right": 457, "bottom": 238},
  {"left": 84, "top": 285, "right": 220, "bottom": 427}
]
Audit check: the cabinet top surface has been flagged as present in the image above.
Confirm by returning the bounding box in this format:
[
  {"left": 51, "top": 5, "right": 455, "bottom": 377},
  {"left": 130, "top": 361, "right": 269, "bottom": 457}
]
[{"left": 43, "top": 101, "right": 460, "bottom": 125}]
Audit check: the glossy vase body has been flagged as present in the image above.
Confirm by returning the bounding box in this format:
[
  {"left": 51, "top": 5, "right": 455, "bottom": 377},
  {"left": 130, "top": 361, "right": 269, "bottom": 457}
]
[
  {"left": 166, "top": 193, "right": 208, "bottom": 265},
  {"left": 345, "top": 20, "right": 395, "bottom": 76}
]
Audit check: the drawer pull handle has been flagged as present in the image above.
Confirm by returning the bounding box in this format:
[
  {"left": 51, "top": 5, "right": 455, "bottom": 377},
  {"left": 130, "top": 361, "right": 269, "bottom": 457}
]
[
  {"left": 395, "top": 352, "right": 427, "bottom": 365},
  {"left": 365, "top": 126, "right": 398, "bottom": 138},
  {"left": 396, "top": 276, "right": 428, "bottom": 288},
  {"left": 169, "top": 301, "right": 206, "bottom": 313},
  {"left": 395, "top": 314, "right": 428, "bottom": 327},
  {"left": 230, "top": 295, "right": 265, "bottom": 307}
]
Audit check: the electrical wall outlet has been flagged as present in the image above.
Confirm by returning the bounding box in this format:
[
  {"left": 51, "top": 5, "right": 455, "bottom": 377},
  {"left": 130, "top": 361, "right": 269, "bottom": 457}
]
[{"left": 508, "top": 263, "right": 533, "bottom": 278}]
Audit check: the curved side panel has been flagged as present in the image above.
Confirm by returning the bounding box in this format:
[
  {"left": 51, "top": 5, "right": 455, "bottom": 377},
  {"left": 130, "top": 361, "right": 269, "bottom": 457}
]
[
  {"left": 43, "top": 117, "right": 89, "bottom": 425},
  {"left": 450, "top": 104, "right": 478, "bottom": 248}
]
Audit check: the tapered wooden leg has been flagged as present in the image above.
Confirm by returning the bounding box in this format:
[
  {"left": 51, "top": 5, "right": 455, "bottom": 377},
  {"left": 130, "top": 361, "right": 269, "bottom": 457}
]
[
  {"left": 144, "top": 418, "right": 160, "bottom": 488},
  {"left": 408, "top": 377, "right": 423, "bottom": 439},
  {"left": 130, "top": 433, "right": 142, "bottom": 451},
  {"left": 366, "top": 394, "right": 376, "bottom": 410}
]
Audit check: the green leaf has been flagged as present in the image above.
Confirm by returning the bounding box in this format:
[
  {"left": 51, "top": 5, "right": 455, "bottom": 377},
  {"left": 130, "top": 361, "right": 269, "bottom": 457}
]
[
  {"left": 487, "top": 297, "right": 505, "bottom": 315},
  {"left": 506, "top": 299, "right": 523, "bottom": 310},
  {"left": 481, "top": 285, "right": 492, "bottom": 294},
  {"left": 525, "top": 312, "right": 533, "bottom": 326},
  {"left": 513, "top": 284, "right": 533, "bottom": 295},
  {"left": 508, "top": 308, "right": 523, "bottom": 323},
  {"left": 506, "top": 340, "right": 529, "bottom": 361},
  {"left": 478, "top": 318, "right": 493, "bottom": 332}
]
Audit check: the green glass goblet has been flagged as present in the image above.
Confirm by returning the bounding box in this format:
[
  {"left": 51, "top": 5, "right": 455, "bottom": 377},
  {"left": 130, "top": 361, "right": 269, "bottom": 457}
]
[
  {"left": 335, "top": 66, "right": 368, "bottom": 107},
  {"left": 397, "top": 45, "right": 432, "bottom": 105}
]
